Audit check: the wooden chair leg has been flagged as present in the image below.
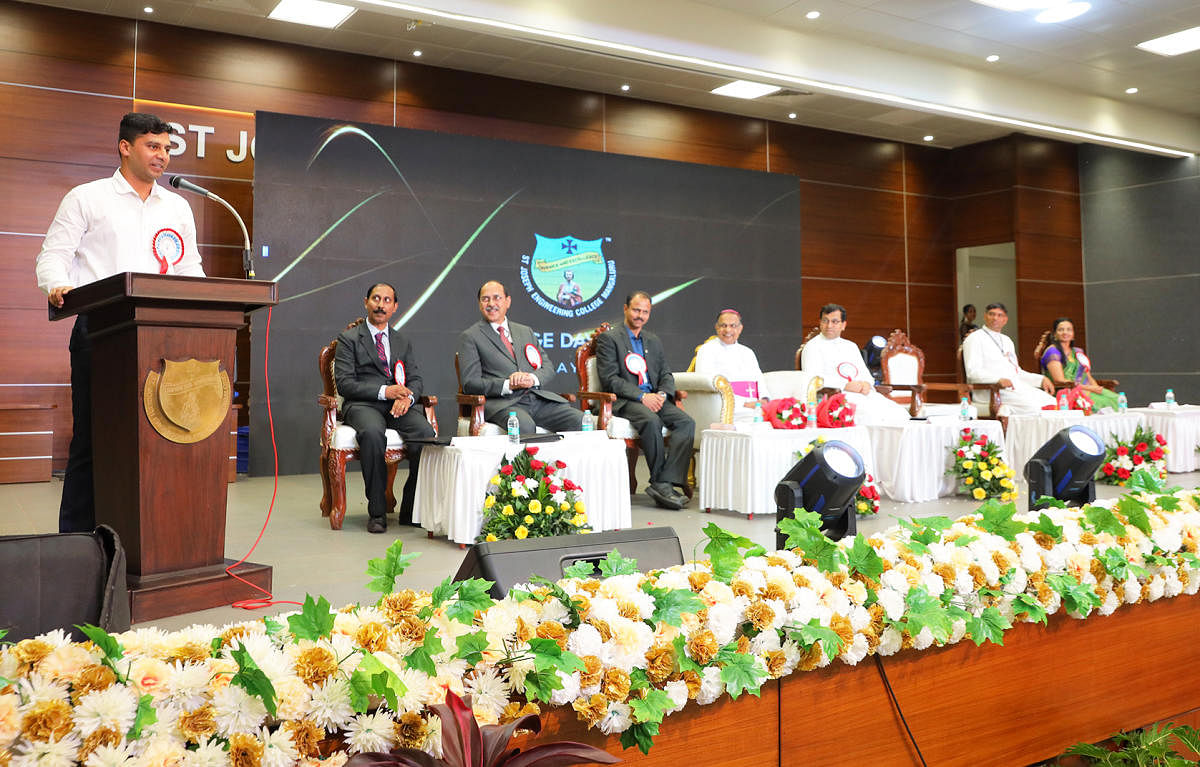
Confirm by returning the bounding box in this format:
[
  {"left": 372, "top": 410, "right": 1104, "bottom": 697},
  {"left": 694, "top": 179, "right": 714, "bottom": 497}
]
[
  {"left": 329, "top": 452, "right": 349, "bottom": 530},
  {"left": 625, "top": 440, "right": 640, "bottom": 493},
  {"left": 385, "top": 461, "right": 399, "bottom": 515},
  {"left": 319, "top": 449, "right": 333, "bottom": 517}
]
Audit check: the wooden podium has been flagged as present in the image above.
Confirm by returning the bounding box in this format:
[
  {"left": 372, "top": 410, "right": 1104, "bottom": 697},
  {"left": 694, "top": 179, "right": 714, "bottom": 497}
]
[{"left": 55, "top": 273, "right": 276, "bottom": 622}]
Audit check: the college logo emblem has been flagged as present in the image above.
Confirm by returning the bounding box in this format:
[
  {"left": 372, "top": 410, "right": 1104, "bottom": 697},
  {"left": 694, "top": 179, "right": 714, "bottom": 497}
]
[
  {"left": 520, "top": 234, "right": 617, "bottom": 318},
  {"left": 143, "top": 358, "right": 231, "bottom": 444}
]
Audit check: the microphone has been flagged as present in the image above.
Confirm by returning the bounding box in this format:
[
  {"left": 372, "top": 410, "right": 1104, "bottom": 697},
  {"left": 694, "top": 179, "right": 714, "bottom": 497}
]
[{"left": 168, "top": 176, "right": 255, "bottom": 279}]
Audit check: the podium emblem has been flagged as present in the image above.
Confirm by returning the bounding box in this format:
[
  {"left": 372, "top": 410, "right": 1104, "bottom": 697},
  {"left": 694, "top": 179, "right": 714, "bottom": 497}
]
[{"left": 143, "top": 359, "right": 231, "bottom": 444}]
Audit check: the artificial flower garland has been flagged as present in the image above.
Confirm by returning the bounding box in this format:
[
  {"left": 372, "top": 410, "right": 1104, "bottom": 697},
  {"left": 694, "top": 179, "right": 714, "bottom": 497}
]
[
  {"left": 949, "top": 427, "right": 1018, "bottom": 502},
  {"left": 477, "top": 447, "right": 588, "bottom": 542},
  {"left": 3, "top": 477, "right": 1198, "bottom": 766}
]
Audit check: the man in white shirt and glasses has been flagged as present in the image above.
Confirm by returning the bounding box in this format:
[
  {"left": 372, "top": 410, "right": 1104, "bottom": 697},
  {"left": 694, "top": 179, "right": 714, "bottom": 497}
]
[{"left": 36, "top": 112, "right": 204, "bottom": 533}]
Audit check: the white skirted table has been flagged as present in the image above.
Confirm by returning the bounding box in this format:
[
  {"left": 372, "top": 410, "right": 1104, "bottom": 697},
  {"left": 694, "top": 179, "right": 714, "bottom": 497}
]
[
  {"left": 413, "top": 432, "right": 632, "bottom": 544},
  {"left": 1006, "top": 411, "right": 1146, "bottom": 482},
  {"left": 697, "top": 425, "right": 875, "bottom": 518},
  {"left": 1131, "top": 405, "right": 1200, "bottom": 473},
  {"left": 865, "top": 418, "right": 1006, "bottom": 503}
]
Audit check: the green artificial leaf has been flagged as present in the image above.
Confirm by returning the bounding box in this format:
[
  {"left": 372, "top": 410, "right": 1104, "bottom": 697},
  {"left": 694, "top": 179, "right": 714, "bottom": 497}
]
[
  {"left": 976, "top": 499, "right": 1025, "bottom": 542},
  {"left": 453, "top": 631, "right": 491, "bottom": 667},
  {"left": 75, "top": 624, "right": 124, "bottom": 666},
  {"left": 562, "top": 560, "right": 597, "bottom": 579},
  {"left": 785, "top": 618, "right": 846, "bottom": 658},
  {"left": 963, "top": 606, "right": 1010, "bottom": 647},
  {"left": 1180, "top": 552, "right": 1200, "bottom": 569},
  {"left": 287, "top": 594, "right": 336, "bottom": 642},
  {"left": 402, "top": 628, "right": 445, "bottom": 677},
  {"left": 1097, "top": 547, "right": 1147, "bottom": 581},
  {"left": 671, "top": 634, "right": 704, "bottom": 673},
  {"left": 229, "top": 643, "right": 277, "bottom": 717},
  {"left": 509, "top": 587, "right": 533, "bottom": 602},
  {"left": 1028, "top": 513, "right": 1064, "bottom": 542},
  {"left": 262, "top": 616, "right": 284, "bottom": 637},
  {"left": 528, "top": 637, "right": 586, "bottom": 675},
  {"left": 1129, "top": 468, "right": 1165, "bottom": 494},
  {"left": 793, "top": 527, "right": 847, "bottom": 573},
  {"left": 598, "top": 548, "right": 639, "bottom": 578},
  {"left": 210, "top": 637, "right": 224, "bottom": 654},
  {"left": 1012, "top": 593, "right": 1048, "bottom": 625},
  {"left": 702, "top": 522, "right": 763, "bottom": 581},
  {"left": 953, "top": 534, "right": 979, "bottom": 548},
  {"left": 364, "top": 539, "right": 420, "bottom": 596},
  {"left": 126, "top": 693, "right": 157, "bottom": 739},
  {"left": 1032, "top": 495, "right": 1067, "bottom": 509},
  {"left": 528, "top": 576, "right": 583, "bottom": 629},
  {"left": 628, "top": 668, "right": 651, "bottom": 692},
  {"left": 903, "top": 587, "right": 955, "bottom": 644},
  {"left": 521, "top": 668, "right": 564, "bottom": 703},
  {"left": 1046, "top": 573, "right": 1101, "bottom": 617},
  {"left": 643, "top": 584, "right": 705, "bottom": 628},
  {"left": 715, "top": 645, "right": 765, "bottom": 700},
  {"left": 620, "top": 722, "right": 660, "bottom": 755},
  {"left": 1084, "top": 506, "right": 1129, "bottom": 538},
  {"left": 426, "top": 576, "right": 457, "bottom": 612},
  {"left": 899, "top": 516, "right": 954, "bottom": 551},
  {"left": 777, "top": 514, "right": 821, "bottom": 551},
  {"left": 1156, "top": 494, "right": 1182, "bottom": 511},
  {"left": 445, "top": 579, "right": 496, "bottom": 625},
  {"left": 629, "top": 688, "right": 673, "bottom": 725},
  {"left": 0, "top": 629, "right": 7, "bottom": 642},
  {"left": 1116, "top": 495, "right": 1153, "bottom": 537},
  {"left": 847, "top": 534, "right": 884, "bottom": 581},
  {"left": 1145, "top": 551, "right": 1174, "bottom": 567},
  {"left": 350, "top": 653, "right": 407, "bottom": 713}
]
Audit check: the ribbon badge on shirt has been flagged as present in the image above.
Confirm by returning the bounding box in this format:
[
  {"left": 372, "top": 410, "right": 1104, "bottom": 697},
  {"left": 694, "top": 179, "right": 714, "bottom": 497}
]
[
  {"left": 1076, "top": 351, "right": 1091, "bottom": 371},
  {"left": 524, "top": 344, "right": 542, "bottom": 369},
  {"left": 836, "top": 361, "right": 859, "bottom": 385},
  {"left": 624, "top": 352, "right": 648, "bottom": 386},
  {"left": 393, "top": 361, "right": 406, "bottom": 386},
  {"left": 152, "top": 228, "right": 185, "bottom": 274}
]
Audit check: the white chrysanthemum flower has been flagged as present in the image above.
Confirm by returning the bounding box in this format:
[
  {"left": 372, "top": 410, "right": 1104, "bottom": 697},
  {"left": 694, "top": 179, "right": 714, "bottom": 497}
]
[
  {"left": 132, "top": 735, "right": 188, "bottom": 766},
  {"left": 779, "top": 639, "right": 802, "bottom": 675},
  {"left": 1003, "top": 566, "right": 1028, "bottom": 595},
  {"left": 878, "top": 569, "right": 911, "bottom": 596},
  {"left": 1184, "top": 569, "right": 1200, "bottom": 596},
  {"left": 307, "top": 677, "right": 355, "bottom": 733},
  {"left": 74, "top": 685, "right": 139, "bottom": 737},
  {"left": 876, "top": 589, "right": 906, "bottom": 622},
  {"left": 1146, "top": 575, "right": 1166, "bottom": 602},
  {"left": 332, "top": 611, "right": 364, "bottom": 638},
  {"left": 663, "top": 680, "right": 689, "bottom": 714},
  {"left": 651, "top": 570, "right": 691, "bottom": 592},
  {"left": 602, "top": 616, "right": 654, "bottom": 672},
  {"left": 228, "top": 634, "right": 290, "bottom": 685},
  {"left": 84, "top": 742, "right": 136, "bottom": 767},
  {"left": 698, "top": 579, "right": 735, "bottom": 607},
  {"left": 344, "top": 712, "right": 395, "bottom": 755},
  {"left": 566, "top": 623, "right": 603, "bottom": 658},
  {"left": 32, "top": 629, "right": 72, "bottom": 650},
  {"left": 920, "top": 572, "right": 946, "bottom": 596},
  {"left": 705, "top": 602, "right": 743, "bottom": 647},
  {"left": 1097, "top": 589, "right": 1121, "bottom": 616},
  {"left": 597, "top": 701, "right": 632, "bottom": 735},
  {"left": 183, "top": 737, "right": 231, "bottom": 767},
  {"left": 537, "top": 596, "right": 570, "bottom": 626},
  {"left": 393, "top": 667, "right": 433, "bottom": 714},
  {"left": 162, "top": 661, "right": 211, "bottom": 711},
  {"left": 911, "top": 627, "right": 936, "bottom": 651},
  {"left": 12, "top": 733, "right": 81, "bottom": 767},
  {"left": 480, "top": 600, "right": 521, "bottom": 645},
  {"left": 695, "top": 666, "right": 724, "bottom": 706},
  {"left": 838, "top": 633, "right": 869, "bottom": 665},
  {"left": 463, "top": 667, "right": 510, "bottom": 719},
  {"left": 949, "top": 618, "right": 967, "bottom": 644},
  {"left": 38, "top": 643, "right": 96, "bottom": 682},
  {"left": 511, "top": 483, "right": 528, "bottom": 498},
  {"left": 212, "top": 684, "right": 268, "bottom": 736},
  {"left": 1, "top": 692, "right": 21, "bottom": 745},
  {"left": 586, "top": 597, "right": 620, "bottom": 625},
  {"left": 17, "top": 671, "right": 70, "bottom": 705},
  {"left": 877, "top": 627, "right": 903, "bottom": 656},
  {"left": 749, "top": 630, "right": 781, "bottom": 656},
  {"left": 549, "top": 670, "right": 581, "bottom": 706}
]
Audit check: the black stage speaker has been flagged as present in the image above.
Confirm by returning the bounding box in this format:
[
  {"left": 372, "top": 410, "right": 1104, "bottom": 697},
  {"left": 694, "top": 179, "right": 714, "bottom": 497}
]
[
  {"left": 0, "top": 525, "right": 130, "bottom": 641},
  {"left": 455, "top": 527, "right": 683, "bottom": 597}
]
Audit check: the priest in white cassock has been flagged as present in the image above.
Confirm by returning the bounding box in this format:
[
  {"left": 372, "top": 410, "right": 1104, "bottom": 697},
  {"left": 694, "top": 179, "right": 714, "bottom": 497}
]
[
  {"left": 962, "top": 302, "right": 1055, "bottom": 415},
  {"left": 693, "top": 309, "right": 770, "bottom": 423},
  {"left": 800, "top": 303, "right": 910, "bottom": 425}
]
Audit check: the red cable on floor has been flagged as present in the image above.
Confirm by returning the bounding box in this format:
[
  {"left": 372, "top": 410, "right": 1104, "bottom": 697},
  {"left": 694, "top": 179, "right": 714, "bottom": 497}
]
[{"left": 225, "top": 304, "right": 302, "bottom": 611}]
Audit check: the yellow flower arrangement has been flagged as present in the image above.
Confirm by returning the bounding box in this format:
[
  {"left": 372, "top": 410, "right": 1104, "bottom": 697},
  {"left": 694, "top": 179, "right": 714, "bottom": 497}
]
[
  {"left": 477, "top": 446, "right": 591, "bottom": 542},
  {"left": 950, "top": 428, "right": 1017, "bottom": 502}
]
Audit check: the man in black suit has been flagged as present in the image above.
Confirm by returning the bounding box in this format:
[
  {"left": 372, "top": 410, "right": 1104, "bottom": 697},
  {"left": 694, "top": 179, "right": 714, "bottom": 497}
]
[
  {"left": 335, "top": 282, "right": 435, "bottom": 533},
  {"left": 596, "top": 291, "right": 695, "bottom": 510},
  {"left": 457, "top": 280, "right": 583, "bottom": 435}
]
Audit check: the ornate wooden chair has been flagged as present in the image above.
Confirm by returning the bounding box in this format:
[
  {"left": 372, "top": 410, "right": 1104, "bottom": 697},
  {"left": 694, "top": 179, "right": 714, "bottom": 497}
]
[
  {"left": 957, "top": 331, "right": 1005, "bottom": 424},
  {"left": 878, "top": 329, "right": 965, "bottom": 417},
  {"left": 453, "top": 352, "right": 577, "bottom": 437},
  {"left": 575, "top": 323, "right": 694, "bottom": 496},
  {"left": 318, "top": 318, "right": 439, "bottom": 530}
]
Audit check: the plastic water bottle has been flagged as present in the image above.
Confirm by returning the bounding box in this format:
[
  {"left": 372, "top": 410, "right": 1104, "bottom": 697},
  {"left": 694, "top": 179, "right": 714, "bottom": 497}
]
[
  {"left": 1165, "top": 388, "right": 1176, "bottom": 408},
  {"left": 1116, "top": 392, "right": 1128, "bottom": 413},
  {"left": 506, "top": 411, "right": 520, "bottom": 443},
  {"left": 581, "top": 410, "right": 595, "bottom": 432},
  {"left": 959, "top": 396, "right": 972, "bottom": 421},
  {"left": 805, "top": 398, "right": 817, "bottom": 428},
  {"left": 753, "top": 401, "right": 764, "bottom": 423},
  {"left": 1057, "top": 390, "right": 1069, "bottom": 411}
]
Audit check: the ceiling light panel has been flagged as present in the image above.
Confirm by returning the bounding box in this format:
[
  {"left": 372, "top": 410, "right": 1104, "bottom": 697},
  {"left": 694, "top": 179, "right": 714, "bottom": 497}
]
[
  {"left": 1136, "top": 26, "right": 1200, "bottom": 57},
  {"left": 268, "top": 0, "right": 356, "bottom": 29},
  {"left": 711, "top": 80, "right": 782, "bottom": 99}
]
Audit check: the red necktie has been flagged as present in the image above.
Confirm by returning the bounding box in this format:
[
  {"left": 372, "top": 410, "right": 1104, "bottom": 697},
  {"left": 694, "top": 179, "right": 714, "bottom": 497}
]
[
  {"left": 375, "top": 330, "right": 388, "bottom": 367},
  {"left": 498, "top": 325, "right": 515, "bottom": 359}
]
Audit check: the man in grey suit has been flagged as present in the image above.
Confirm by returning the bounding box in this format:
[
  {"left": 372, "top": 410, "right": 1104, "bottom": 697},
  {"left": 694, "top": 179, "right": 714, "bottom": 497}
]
[
  {"left": 457, "top": 280, "right": 583, "bottom": 434},
  {"left": 335, "top": 282, "right": 435, "bottom": 533},
  {"left": 595, "top": 291, "right": 695, "bottom": 510}
]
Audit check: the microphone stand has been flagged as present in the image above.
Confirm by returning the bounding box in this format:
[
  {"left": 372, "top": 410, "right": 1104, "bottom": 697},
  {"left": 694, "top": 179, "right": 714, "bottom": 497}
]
[{"left": 169, "top": 176, "right": 254, "bottom": 279}]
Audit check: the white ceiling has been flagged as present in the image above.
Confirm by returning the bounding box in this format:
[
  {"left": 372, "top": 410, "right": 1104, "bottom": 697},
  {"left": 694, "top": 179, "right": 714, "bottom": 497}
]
[{"left": 22, "top": 0, "right": 1200, "bottom": 154}]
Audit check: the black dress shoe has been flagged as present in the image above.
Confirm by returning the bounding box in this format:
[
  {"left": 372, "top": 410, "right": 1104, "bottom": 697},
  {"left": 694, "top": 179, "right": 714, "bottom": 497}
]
[
  {"left": 646, "top": 483, "right": 685, "bottom": 510},
  {"left": 367, "top": 518, "right": 387, "bottom": 533}
]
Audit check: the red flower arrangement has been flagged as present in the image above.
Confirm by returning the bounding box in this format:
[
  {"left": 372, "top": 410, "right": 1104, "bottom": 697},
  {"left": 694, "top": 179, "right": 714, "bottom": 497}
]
[
  {"left": 1098, "top": 426, "right": 1168, "bottom": 486},
  {"left": 761, "top": 397, "right": 809, "bottom": 429}
]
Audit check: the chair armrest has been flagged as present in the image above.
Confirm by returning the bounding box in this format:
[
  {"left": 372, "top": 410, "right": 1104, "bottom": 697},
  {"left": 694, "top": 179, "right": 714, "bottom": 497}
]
[
  {"left": 577, "top": 391, "right": 615, "bottom": 430},
  {"left": 456, "top": 393, "right": 485, "bottom": 406},
  {"left": 318, "top": 394, "right": 339, "bottom": 409},
  {"left": 417, "top": 395, "right": 439, "bottom": 436},
  {"left": 673, "top": 372, "right": 720, "bottom": 392},
  {"left": 1095, "top": 378, "right": 1119, "bottom": 389},
  {"left": 418, "top": 395, "right": 437, "bottom": 406},
  {"left": 557, "top": 392, "right": 577, "bottom": 403}
]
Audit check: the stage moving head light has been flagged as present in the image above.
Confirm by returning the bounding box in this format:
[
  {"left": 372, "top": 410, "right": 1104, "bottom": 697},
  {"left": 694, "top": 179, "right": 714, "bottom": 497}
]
[
  {"left": 1024, "top": 424, "right": 1106, "bottom": 510},
  {"left": 863, "top": 335, "right": 887, "bottom": 384},
  {"left": 775, "top": 439, "right": 865, "bottom": 546}
]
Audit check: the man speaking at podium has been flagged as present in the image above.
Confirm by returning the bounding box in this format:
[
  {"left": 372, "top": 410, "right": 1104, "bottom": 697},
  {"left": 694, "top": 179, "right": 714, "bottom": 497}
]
[{"left": 35, "top": 112, "right": 204, "bottom": 533}]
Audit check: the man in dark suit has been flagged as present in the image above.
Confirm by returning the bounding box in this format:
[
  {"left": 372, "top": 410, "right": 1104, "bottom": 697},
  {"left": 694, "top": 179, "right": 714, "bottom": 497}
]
[
  {"left": 457, "top": 280, "right": 582, "bottom": 434},
  {"left": 335, "top": 282, "right": 435, "bottom": 533},
  {"left": 596, "top": 291, "right": 695, "bottom": 510}
]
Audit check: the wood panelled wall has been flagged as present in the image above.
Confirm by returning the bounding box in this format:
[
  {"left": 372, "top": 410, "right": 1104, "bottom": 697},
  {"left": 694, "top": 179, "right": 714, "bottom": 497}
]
[{"left": 0, "top": 3, "right": 1084, "bottom": 469}]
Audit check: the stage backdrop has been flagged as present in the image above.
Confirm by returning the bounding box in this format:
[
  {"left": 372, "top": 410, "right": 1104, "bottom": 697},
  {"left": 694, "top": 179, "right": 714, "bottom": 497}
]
[{"left": 250, "top": 111, "right": 802, "bottom": 475}]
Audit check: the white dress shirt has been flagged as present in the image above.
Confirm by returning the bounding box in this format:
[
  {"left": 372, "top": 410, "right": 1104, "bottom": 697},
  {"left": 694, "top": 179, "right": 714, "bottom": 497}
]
[
  {"left": 801, "top": 334, "right": 909, "bottom": 424},
  {"left": 962, "top": 327, "right": 1055, "bottom": 414},
  {"left": 694, "top": 337, "right": 770, "bottom": 422},
  {"left": 36, "top": 170, "right": 203, "bottom": 293}
]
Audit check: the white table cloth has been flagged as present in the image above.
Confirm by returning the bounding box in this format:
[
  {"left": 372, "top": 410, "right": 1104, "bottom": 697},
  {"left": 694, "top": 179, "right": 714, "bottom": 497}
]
[
  {"left": 1130, "top": 406, "right": 1200, "bottom": 473},
  {"left": 413, "top": 432, "right": 632, "bottom": 544},
  {"left": 866, "top": 418, "right": 1006, "bottom": 503},
  {"left": 1006, "top": 411, "right": 1146, "bottom": 483},
  {"left": 697, "top": 425, "right": 875, "bottom": 517}
]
